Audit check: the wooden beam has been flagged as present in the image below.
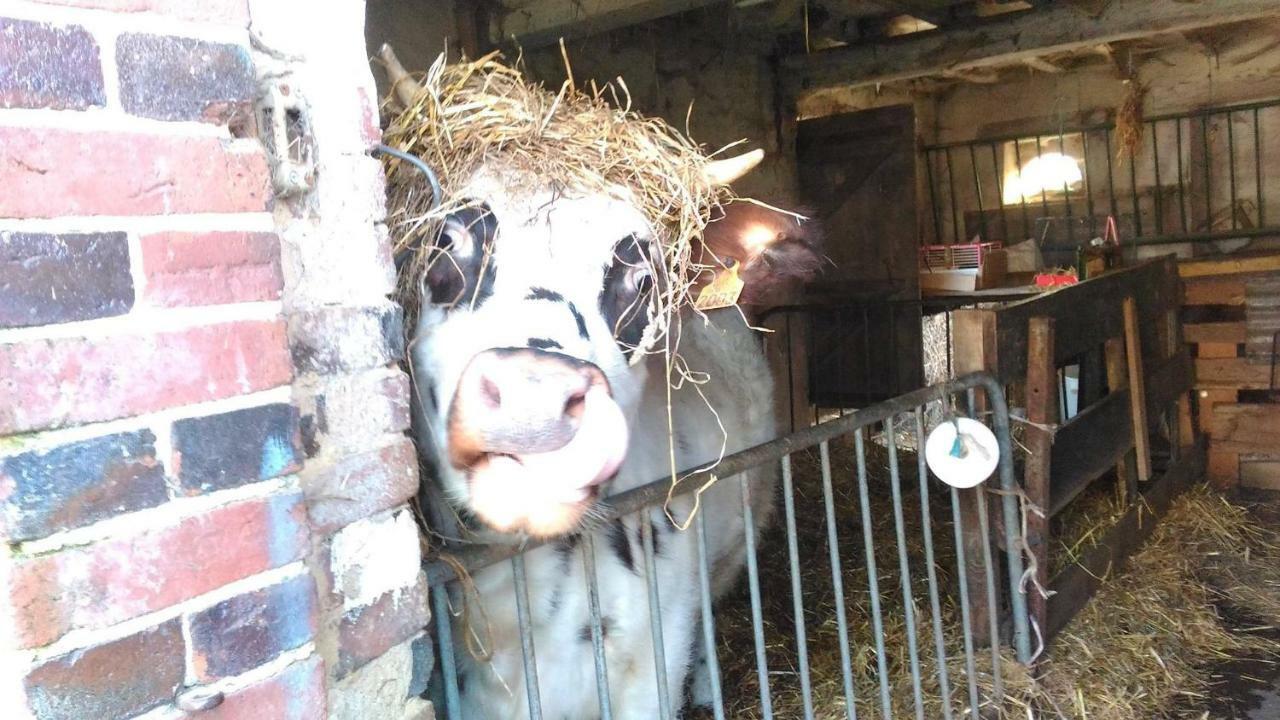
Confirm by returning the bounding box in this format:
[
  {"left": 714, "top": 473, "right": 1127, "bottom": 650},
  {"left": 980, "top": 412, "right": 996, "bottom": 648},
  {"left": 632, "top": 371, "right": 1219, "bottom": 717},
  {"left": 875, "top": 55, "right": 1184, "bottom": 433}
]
[
  {"left": 1122, "top": 297, "right": 1153, "bottom": 482},
  {"left": 492, "top": 0, "right": 720, "bottom": 48},
  {"left": 1024, "top": 316, "right": 1055, "bottom": 635},
  {"left": 1178, "top": 252, "right": 1280, "bottom": 279},
  {"left": 784, "top": 0, "right": 1280, "bottom": 94}
]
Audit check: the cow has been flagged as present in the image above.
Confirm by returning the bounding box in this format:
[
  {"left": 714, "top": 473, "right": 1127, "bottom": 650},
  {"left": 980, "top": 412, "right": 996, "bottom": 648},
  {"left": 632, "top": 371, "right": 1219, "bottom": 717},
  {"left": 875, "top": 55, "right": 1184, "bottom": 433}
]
[{"left": 406, "top": 130, "right": 820, "bottom": 715}]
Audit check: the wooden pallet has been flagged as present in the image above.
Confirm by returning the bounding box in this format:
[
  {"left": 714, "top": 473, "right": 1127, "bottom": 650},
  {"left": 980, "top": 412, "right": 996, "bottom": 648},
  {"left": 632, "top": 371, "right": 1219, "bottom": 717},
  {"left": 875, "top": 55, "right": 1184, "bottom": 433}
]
[
  {"left": 1179, "top": 252, "right": 1280, "bottom": 451},
  {"left": 1209, "top": 402, "right": 1280, "bottom": 489}
]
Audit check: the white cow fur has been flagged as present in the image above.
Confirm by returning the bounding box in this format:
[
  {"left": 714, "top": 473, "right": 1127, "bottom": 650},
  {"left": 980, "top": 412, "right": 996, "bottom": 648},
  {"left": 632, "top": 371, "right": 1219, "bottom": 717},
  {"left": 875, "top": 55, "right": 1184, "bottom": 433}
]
[{"left": 410, "top": 171, "right": 778, "bottom": 719}]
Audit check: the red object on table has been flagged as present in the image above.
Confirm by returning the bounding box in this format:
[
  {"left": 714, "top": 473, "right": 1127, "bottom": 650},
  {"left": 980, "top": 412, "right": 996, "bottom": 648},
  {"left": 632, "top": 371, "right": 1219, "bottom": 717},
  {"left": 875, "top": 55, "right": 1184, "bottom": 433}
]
[{"left": 1034, "top": 270, "right": 1079, "bottom": 287}]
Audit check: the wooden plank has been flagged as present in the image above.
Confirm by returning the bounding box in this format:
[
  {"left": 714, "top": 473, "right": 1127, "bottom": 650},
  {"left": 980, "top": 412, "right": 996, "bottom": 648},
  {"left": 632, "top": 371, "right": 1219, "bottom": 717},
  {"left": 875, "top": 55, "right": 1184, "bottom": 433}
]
[
  {"left": 1024, "top": 316, "right": 1055, "bottom": 635},
  {"left": 1183, "top": 277, "right": 1247, "bottom": 306},
  {"left": 981, "top": 258, "right": 1179, "bottom": 384},
  {"left": 1197, "top": 341, "right": 1240, "bottom": 359},
  {"left": 1196, "top": 388, "right": 1239, "bottom": 436},
  {"left": 1242, "top": 461, "right": 1280, "bottom": 491},
  {"left": 1211, "top": 403, "right": 1280, "bottom": 457},
  {"left": 1195, "top": 357, "right": 1274, "bottom": 389},
  {"left": 1047, "top": 441, "right": 1205, "bottom": 641},
  {"left": 1178, "top": 252, "right": 1280, "bottom": 279},
  {"left": 493, "top": 0, "right": 721, "bottom": 48},
  {"left": 1208, "top": 447, "right": 1240, "bottom": 489},
  {"left": 1049, "top": 350, "right": 1190, "bottom": 515},
  {"left": 1124, "top": 297, "right": 1153, "bottom": 482},
  {"left": 784, "top": 0, "right": 1280, "bottom": 95},
  {"left": 951, "top": 308, "right": 997, "bottom": 375},
  {"left": 1104, "top": 337, "right": 1137, "bottom": 506},
  {"left": 1184, "top": 322, "right": 1248, "bottom": 344}
]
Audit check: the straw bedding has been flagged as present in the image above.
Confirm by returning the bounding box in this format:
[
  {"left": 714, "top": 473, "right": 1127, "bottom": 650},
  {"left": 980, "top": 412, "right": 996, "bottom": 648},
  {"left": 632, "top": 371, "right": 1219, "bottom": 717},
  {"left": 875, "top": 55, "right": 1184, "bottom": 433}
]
[{"left": 699, "top": 433, "right": 1280, "bottom": 720}]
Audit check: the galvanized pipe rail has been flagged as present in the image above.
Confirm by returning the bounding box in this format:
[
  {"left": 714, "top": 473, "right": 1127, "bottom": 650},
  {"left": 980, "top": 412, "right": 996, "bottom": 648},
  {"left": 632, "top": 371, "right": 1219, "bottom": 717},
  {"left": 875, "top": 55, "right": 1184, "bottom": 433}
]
[{"left": 423, "top": 372, "right": 1034, "bottom": 720}]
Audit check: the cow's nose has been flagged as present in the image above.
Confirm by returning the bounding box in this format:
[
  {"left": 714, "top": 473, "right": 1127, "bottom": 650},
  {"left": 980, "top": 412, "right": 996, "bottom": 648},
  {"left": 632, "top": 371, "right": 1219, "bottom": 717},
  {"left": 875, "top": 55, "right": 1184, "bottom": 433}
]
[{"left": 447, "top": 348, "right": 611, "bottom": 468}]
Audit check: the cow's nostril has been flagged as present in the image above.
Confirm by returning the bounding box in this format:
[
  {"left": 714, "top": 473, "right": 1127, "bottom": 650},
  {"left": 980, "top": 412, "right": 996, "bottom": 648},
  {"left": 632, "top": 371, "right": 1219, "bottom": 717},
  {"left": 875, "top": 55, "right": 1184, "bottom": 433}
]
[
  {"left": 564, "top": 390, "right": 587, "bottom": 420},
  {"left": 480, "top": 376, "right": 502, "bottom": 409}
]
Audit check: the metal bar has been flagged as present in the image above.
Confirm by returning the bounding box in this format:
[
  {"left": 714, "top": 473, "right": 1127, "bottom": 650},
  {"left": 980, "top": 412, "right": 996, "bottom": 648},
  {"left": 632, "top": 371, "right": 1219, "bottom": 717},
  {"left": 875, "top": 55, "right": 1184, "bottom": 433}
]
[
  {"left": 946, "top": 146, "right": 962, "bottom": 243},
  {"left": 975, "top": 487, "right": 1004, "bottom": 700},
  {"left": 1081, "top": 130, "right": 1097, "bottom": 238},
  {"left": 1105, "top": 126, "right": 1119, "bottom": 222},
  {"left": 511, "top": 554, "right": 544, "bottom": 720},
  {"left": 1203, "top": 115, "right": 1213, "bottom": 230},
  {"left": 914, "top": 408, "right": 954, "bottom": 720},
  {"left": 819, "top": 441, "right": 859, "bottom": 720},
  {"left": 987, "top": 385, "right": 1033, "bottom": 664},
  {"left": 640, "top": 514, "right": 673, "bottom": 720},
  {"left": 919, "top": 97, "right": 1280, "bottom": 151},
  {"left": 1151, "top": 120, "right": 1164, "bottom": 236},
  {"left": 1176, "top": 118, "right": 1189, "bottom": 233},
  {"left": 926, "top": 150, "right": 945, "bottom": 245},
  {"left": 990, "top": 142, "right": 1011, "bottom": 241},
  {"left": 1255, "top": 107, "right": 1265, "bottom": 227},
  {"left": 1058, "top": 129, "right": 1076, "bottom": 246},
  {"left": 886, "top": 418, "right": 926, "bottom": 720},
  {"left": 426, "top": 373, "right": 1021, "bottom": 581},
  {"left": 969, "top": 144, "right": 989, "bottom": 240},
  {"left": 581, "top": 534, "right": 614, "bottom": 720},
  {"left": 694, "top": 508, "right": 727, "bottom": 720},
  {"left": 949, "top": 485, "right": 982, "bottom": 717},
  {"left": 1014, "top": 137, "right": 1031, "bottom": 237},
  {"left": 1129, "top": 139, "right": 1143, "bottom": 239},
  {"left": 782, "top": 455, "right": 817, "bottom": 719},
  {"left": 433, "top": 589, "right": 463, "bottom": 720},
  {"left": 741, "top": 474, "right": 775, "bottom": 718},
  {"left": 854, "top": 428, "right": 895, "bottom": 720},
  {"left": 1228, "top": 110, "right": 1239, "bottom": 229},
  {"left": 1035, "top": 136, "right": 1050, "bottom": 218}
]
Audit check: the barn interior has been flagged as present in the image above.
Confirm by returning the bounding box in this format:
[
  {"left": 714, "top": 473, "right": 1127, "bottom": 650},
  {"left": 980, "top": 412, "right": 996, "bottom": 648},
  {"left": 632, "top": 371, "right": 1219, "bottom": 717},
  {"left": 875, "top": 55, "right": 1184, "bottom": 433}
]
[{"left": 367, "top": 1, "right": 1280, "bottom": 718}]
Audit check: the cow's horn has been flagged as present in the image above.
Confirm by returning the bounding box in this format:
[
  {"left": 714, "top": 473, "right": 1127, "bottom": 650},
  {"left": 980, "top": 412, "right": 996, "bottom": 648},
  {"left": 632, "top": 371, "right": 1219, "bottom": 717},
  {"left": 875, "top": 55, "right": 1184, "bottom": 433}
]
[
  {"left": 380, "top": 43, "right": 424, "bottom": 109},
  {"left": 703, "top": 149, "right": 764, "bottom": 185}
]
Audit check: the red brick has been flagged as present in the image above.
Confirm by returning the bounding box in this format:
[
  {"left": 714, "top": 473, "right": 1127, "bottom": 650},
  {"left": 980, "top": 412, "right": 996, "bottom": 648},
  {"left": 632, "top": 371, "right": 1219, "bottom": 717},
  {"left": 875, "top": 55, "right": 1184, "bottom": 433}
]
[
  {"left": 0, "top": 17, "right": 105, "bottom": 110},
  {"left": 289, "top": 305, "right": 404, "bottom": 376},
  {"left": 1, "top": 231, "right": 133, "bottom": 328},
  {"left": 0, "top": 320, "right": 291, "bottom": 436},
  {"left": 199, "top": 656, "right": 326, "bottom": 720},
  {"left": 22, "top": 619, "right": 184, "bottom": 720},
  {"left": 0, "top": 428, "right": 166, "bottom": 542},
  {"left": 139, "top": 231, "right": 281, "bottom": 307},
  {"left": 335, "top": 577, "right": 429, "bottom": 678},
  {"left": 305, "top": 438, "right": 419, "bottom": 533},
  {"left": 116, "top": 34, "right": 254, "bottom": 124},
  {"left": 7, "top": 492, "right": 308, "bottom": 648},
  {"left": 173, "top": 403, "right": 302, "bottom": 496},
  {"left": 29, "top": 0, "right": 249, "bottom": 25},
  {"left": 188, "top": 573, "right": 316, "bottom": 682},
  {"left": 0, "top": 127, "right": 269, "bottom": 218}
]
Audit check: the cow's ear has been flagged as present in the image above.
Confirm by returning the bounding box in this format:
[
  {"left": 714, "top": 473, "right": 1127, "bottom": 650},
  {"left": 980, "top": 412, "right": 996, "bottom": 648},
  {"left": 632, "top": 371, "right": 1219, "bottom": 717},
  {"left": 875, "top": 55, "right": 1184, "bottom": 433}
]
[{"left": 695, "top": 204, "right": 825, "bottom": 309}]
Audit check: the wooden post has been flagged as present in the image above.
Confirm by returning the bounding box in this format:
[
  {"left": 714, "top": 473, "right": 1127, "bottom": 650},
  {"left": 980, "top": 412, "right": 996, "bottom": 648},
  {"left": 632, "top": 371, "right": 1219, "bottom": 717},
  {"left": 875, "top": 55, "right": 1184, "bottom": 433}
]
[
  {"left": 950, "top": 308, "right": 998, "bottom": 646},
  {"left": 1024, "top": 316, "right": 1056, "bottom": 634},
  {"left": 1104, "top": 337, "right": 1138, "bottom": 506},
  {"left": 1122, "top": 297, "right": 1153, "bottom": 482}
]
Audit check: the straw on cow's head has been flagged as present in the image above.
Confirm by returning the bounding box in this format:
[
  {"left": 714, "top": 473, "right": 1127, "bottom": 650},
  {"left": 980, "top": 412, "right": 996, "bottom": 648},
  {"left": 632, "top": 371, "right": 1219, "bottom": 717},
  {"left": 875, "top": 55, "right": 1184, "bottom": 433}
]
[{"left": 380, "top": 48, "right": 766, "bottom": 536}]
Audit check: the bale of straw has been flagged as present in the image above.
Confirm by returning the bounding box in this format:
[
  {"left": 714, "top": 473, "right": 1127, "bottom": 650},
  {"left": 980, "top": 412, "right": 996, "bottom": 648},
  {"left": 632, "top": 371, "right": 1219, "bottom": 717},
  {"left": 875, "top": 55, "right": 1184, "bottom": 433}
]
[{"left": 378, "top": 48, "right": 739, "bottom": 352}]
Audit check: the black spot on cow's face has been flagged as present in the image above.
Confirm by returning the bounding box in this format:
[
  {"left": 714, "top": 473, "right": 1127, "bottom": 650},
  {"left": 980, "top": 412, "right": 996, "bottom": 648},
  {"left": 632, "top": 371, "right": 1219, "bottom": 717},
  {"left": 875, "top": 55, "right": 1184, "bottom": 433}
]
[
  {"left": 606, "top": 520, "right": 636, "bottom": 575},
  {"left": 527, "top": 287, "right": 564, "bottom": 302},
  {"left": 600, "top": 234, "right": 655, "bottom": 356},
  {"left": 568, "top": 302, "right": 590, "bottom": 340},
  {"left": 528, "top": 337, "right": 562, "bottom": 350},
  {"left": 422, "top": 201, "right": 499, "bottom": 308}
]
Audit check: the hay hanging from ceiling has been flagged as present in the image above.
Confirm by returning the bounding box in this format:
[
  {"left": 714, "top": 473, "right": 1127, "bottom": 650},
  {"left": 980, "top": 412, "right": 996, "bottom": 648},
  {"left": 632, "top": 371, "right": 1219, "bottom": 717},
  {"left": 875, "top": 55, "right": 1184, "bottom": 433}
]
[{"left": 377, "top": 46, "right": 739, "bottom": 352}]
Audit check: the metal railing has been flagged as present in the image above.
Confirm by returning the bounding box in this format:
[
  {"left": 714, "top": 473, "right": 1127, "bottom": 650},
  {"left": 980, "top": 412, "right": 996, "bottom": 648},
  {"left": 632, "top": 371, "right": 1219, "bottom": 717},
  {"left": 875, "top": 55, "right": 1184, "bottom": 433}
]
[
  {"left": 422, "top": 372, "right": 1033, "bottom": 719},
  {"left": 922, "top": 98, "right": 1280, "bottom": 254}
]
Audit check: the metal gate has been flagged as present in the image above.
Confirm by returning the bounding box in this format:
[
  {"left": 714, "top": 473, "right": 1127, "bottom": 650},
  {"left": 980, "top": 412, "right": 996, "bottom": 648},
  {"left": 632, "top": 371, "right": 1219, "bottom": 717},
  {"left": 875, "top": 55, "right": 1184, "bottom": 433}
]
[{"left": 422, "top": 373, "right": 1033, "bottom": 719}]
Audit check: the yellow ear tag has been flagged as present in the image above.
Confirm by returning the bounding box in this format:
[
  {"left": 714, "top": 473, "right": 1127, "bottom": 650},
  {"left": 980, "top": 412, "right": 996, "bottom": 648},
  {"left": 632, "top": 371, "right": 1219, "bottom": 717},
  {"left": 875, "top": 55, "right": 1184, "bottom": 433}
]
[{"left": 694, "top": 263, "right": 744, "bottom": 311}]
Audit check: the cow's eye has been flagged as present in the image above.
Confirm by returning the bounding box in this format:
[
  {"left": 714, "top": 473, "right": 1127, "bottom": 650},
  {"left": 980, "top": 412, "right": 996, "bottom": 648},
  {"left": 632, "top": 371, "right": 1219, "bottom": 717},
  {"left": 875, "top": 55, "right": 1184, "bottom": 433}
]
[
  {"left": 601, "top": 234, "right": 655, "bottom": 355},
  {"left": 424, "top": 201, "right": 498, "bottom": 307}
]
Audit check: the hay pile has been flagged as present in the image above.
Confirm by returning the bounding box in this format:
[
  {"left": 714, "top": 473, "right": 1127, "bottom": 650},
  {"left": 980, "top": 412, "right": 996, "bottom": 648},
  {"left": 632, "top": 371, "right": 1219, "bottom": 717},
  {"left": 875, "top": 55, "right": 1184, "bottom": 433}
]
[
  {"left": 700, "top": 431, "right": 1280, "bottom": 720},
  {"left": 378, "top": 48, "right": 738, "bottom": 352}
]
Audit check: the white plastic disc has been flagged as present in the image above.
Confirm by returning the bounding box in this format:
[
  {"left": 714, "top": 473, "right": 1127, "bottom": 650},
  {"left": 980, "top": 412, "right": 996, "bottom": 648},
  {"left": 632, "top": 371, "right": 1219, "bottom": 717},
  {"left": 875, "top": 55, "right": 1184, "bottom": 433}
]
[{"left": 924, "top": 417, "right": 1000, "bottom": 489}]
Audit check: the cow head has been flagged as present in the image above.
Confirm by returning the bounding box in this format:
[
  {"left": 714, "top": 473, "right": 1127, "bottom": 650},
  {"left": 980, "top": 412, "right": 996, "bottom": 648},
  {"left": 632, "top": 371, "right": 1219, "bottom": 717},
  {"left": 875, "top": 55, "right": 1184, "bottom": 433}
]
[{"left": 410, "top": 151, "right": 763, "bottom": 538}]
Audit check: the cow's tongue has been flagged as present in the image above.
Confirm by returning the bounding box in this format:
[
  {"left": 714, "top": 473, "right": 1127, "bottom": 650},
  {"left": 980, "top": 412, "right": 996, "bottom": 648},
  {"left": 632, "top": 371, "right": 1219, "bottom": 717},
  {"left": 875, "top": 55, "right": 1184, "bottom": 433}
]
[{"left": 489, "top": 387, "right": 629, "bottom": 503}]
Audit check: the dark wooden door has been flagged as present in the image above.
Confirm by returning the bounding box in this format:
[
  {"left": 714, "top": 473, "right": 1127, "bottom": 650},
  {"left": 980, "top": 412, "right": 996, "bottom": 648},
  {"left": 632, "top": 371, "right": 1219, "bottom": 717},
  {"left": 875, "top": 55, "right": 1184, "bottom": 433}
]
[{"left": 797, "top": 104, "right": 924, "bottom": 405}]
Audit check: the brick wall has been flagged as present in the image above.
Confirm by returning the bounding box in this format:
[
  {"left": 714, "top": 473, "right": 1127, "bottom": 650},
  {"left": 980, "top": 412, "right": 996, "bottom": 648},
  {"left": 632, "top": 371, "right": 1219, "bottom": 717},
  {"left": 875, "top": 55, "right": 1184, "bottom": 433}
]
[{"left": 0, "top": 1, "right": 429, "bottom": 718}]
